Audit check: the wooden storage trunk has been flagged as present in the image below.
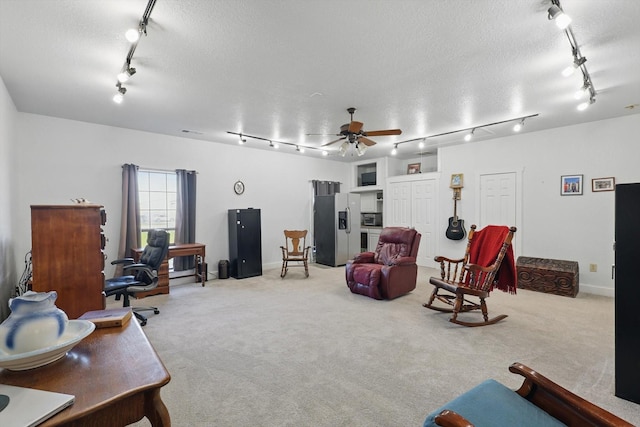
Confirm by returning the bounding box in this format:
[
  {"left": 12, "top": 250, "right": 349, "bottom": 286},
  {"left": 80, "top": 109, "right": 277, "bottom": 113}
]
[{"left": 516, "top": 256, "right": 579, "bottom": 297}]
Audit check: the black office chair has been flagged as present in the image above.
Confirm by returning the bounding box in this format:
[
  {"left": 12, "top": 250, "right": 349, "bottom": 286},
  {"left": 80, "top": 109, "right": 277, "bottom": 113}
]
[{"left": 104, "top": 229, "right": 169, "bottom": 326}]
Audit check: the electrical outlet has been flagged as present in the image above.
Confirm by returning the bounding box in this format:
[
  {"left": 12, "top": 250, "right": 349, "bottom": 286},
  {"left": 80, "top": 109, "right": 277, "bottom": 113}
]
[{"left": 589, "top": 263, "right": 597, "bottom": 272}]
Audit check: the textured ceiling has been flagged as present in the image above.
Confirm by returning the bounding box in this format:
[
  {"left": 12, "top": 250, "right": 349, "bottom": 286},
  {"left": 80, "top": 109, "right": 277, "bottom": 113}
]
[{"left": 1, "top": 0, "right": 639, "bottom": 161}]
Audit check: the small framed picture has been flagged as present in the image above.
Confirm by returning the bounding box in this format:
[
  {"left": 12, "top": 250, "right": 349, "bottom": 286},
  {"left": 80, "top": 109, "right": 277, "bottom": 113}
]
[
  {"left": 592, "top": 177, "right": 615, "bottom": 192},
  {"left": 450, "top": 173, "right": 464, "bottom": 188},
  {"left": 561, "top": 174, "right": 583, "bottom": 196},
  {"left": 407, "top": 163, "right": 421, "bottom": 174}
]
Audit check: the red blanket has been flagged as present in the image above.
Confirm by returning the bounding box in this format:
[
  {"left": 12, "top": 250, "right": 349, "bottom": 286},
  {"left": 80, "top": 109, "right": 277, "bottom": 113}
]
[{"left": 467, "top": 225, "right": 517, "bottom": 294}]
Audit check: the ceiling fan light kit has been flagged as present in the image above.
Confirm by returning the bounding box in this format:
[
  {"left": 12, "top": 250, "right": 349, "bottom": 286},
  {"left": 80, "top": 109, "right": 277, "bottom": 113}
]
[{"left": 321, "top": 107, "right": 403, "bottom": 157}]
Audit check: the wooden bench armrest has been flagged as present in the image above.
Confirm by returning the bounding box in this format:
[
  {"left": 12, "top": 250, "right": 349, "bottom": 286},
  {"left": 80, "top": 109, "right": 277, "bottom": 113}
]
[
  {"left": 509, "top": 362, "right": 634, "bottom": 427},
  {"left": 434, "top": 410, "right": 474, "bottom": 427}
]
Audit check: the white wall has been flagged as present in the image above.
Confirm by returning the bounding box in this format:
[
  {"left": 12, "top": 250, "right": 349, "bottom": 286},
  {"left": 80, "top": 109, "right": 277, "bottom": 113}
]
[
  {"left": 5, "top": 66, "right": 639, "bottom": 297},
  {"left": 11, "top": 113, "right": 350, "bottom": 279},
  {"left": 0, "top": 76, "right": 17, "bottom": 320},
  {"left": 436, "top": 114, "right": 640, "bottom": 296}
]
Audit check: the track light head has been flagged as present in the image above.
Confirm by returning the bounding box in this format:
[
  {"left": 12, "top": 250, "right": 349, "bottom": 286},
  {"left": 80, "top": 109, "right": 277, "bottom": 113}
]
[
  {"left": 548, "top": 4, "right": 571, "bottom": 29},
  {"left": 391, "top": 144, "right": 398, "bottom": 156},
  {"left": 513, "top": 119, "right": 524, "bottom": 132},
  {"left": 561, "top": 56, "right": 584, "bottom": 77},
  {"left": 464, "top": 129, "right": 475, "bottom": 142},
  {"left": 238, "top": 134, "right": 246, "bottom": 144},
  {"left": 113, "top": 84, "right": 126, "bottom": 104},
  {"left": 125, "top": 28, "right": 141, "bottom": 43},
  {"left": 117, "top": 67, "right": 136, "bottom": 83},
  {"left": 577, "top": 97, "right": 596, "bottom": 111}
]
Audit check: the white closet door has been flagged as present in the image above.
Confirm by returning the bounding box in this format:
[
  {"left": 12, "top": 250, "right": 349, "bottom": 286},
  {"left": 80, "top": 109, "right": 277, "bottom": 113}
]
[
  {"left": 412, "top": 179, "right": 437, "bottom": 267},
  {"left": 479, "top": 171, "right": 520, "bottom": 254},
  {"left": 479, "top": 172, "right": 516, "bottom": 227},
  {"left": 386, "top": 181, "right": 412, "bottom": 227}
]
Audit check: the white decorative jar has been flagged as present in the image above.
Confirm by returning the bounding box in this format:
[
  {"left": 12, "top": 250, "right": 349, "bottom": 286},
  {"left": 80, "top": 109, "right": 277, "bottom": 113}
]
[{"left": 0, "top": 291, "right": 69, "bottom": 354}]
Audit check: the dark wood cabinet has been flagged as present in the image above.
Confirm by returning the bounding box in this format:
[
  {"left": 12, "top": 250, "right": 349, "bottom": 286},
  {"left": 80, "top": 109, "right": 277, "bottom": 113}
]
[
  {"left": 31, "top": 204, "right": 106, "bottom": 319},
  {"left": 614, "top": 183, "right": 640, "bottom": 404},
  {"left": 228, "top": 209, "right": 262, "bottom": 279}
]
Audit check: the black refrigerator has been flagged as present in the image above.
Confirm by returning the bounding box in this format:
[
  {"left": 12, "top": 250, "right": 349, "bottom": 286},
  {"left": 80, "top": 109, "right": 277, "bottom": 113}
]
[
  {"left": 228, "top": 208, "right": 262, "bottom": 279},
  {"left": 614, "top": 183, "right": 640, "bottom": 404}
]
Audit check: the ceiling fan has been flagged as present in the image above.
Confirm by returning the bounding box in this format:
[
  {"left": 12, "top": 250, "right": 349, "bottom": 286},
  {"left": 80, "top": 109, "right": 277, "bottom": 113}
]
[{"left": 320, "top": 108, "right": 402, "bottom": 156}]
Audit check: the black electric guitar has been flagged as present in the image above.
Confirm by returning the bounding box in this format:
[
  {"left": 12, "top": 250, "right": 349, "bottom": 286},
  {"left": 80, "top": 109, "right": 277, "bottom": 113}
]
[{"left": 445, "top": 193, "right": 466, "bottom": 240}]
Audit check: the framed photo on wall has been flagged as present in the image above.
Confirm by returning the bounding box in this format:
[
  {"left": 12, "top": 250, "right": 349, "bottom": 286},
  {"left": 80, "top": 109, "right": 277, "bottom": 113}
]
[
  {"left": 561, "top": 174, "right": 583, "bottom": 195},
  {"left": 450, "top": 173, "right": 464, "bottom": 188},
  {"left": 407, "top": 163, "right": 421, "bottom": 174},
  {"left": 592, "top": 177, "right": 615, "bottom": 192}
]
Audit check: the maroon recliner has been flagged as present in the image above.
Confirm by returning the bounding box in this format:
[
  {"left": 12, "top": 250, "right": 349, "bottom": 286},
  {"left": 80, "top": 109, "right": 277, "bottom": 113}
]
[{"left": 345, "top": 227, "right": 421, "bottom": 300}]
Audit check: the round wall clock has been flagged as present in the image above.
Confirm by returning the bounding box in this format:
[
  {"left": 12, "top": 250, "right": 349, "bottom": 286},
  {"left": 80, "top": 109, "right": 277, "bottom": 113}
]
[{"left": 234, "top": 180, "right": 245, "bottom": 195}]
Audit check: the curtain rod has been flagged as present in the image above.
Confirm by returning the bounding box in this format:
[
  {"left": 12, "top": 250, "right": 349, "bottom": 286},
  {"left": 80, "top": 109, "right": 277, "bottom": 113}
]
[{"left": 123, "top": 165, "right": 198, "bottom": 174}]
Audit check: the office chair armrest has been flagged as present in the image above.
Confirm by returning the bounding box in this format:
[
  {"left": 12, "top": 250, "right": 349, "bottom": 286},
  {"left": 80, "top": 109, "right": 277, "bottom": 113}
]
[
  {"left": 110, "top": 257, "right": 135, "bottom": 266},
  {"left": 122, "top": 263, "right": 155, "bottom": 275}
]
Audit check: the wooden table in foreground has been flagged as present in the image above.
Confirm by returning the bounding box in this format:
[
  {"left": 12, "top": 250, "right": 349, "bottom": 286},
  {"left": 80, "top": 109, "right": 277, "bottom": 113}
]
[
  {"left": 0, "top": 319, "right": 171, "bottom": 426},
  {"left": 133, "top": 243, "right": 206, "bottom": 298}
]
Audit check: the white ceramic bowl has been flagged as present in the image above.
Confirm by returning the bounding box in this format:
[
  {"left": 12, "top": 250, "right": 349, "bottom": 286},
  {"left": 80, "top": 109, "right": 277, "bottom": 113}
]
[{"left": 0, "top": 320, "right": 95, "bottom": 371}]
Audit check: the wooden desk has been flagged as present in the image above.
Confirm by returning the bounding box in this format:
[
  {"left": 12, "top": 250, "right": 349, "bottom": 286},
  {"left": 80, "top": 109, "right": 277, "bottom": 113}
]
[
  {"left": 132, "top": 243, "right": 206, "bottom": 297},
  {"left": 0, "top": 319, "right": 171, "bottom": 426}
]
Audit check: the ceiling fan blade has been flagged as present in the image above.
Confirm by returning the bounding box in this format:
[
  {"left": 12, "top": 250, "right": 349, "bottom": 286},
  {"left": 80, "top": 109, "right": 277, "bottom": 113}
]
[
  {"left": 363, "top": 129, "right": 402, "bottom": 137},
  {"left": 321, "top": 137, "right": 346, "bottom": 147},
  {"left": 348, "top": 121, "right": 363, "bottom": 133},
  {"left": 359, "top": 136, "right": 377, "bottom": 146}
]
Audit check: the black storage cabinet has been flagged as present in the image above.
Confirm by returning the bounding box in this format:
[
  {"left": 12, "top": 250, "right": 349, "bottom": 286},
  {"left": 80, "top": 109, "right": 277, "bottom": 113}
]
[
  {"left": 614, "top": 183, "right": 640, "bottom": 404},
  {"left": 228, "top": 208, "right": 262, "bottom": 279}
]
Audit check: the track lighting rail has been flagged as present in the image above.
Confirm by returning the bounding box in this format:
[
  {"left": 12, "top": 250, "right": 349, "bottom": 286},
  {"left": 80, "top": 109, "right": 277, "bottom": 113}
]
[
  {"left": 226, "top": 131, "right": 329, "bottom": 156},
  {"left": 548, "top": 0, "right": 596, "bottom": 110},
  {"left": 112, "top": 0, "right": 157, "bottom": 103}
]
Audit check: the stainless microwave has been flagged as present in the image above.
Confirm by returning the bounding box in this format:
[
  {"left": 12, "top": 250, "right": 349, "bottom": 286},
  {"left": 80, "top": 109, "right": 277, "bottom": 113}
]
[{"left": 362, "top": 212, "right": 382, "bottom": 226}]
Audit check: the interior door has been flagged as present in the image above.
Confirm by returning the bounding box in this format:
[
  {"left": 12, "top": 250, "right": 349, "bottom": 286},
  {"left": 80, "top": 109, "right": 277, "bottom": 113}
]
[
  {"left": 479, "top": 171, "right": 519, "bottom": 252},
  {"left": 386, "top": 181, "right": 411, "bottom": 226},
  {"left": 412, "top": 179, "right": 437, "bottom": 267}
]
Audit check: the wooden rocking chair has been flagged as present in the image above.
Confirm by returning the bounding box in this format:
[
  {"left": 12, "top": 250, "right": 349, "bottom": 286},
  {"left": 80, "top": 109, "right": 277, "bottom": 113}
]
[
  {"left": 280, "top": 230, "right": 310, "bottom": 278},
  {"left": 423, "top": 224, "right": 517, "bottom": 327}
]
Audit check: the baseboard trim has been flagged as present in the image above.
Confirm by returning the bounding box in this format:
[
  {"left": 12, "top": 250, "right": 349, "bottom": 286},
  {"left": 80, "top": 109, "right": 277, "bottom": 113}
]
[{"left": 579, "top": 283, "right": 614, "bottom": 298}]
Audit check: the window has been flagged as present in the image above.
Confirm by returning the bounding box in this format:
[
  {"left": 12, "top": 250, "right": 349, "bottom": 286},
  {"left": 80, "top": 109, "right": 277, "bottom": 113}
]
[{"left": 138, "top": 170, "right": 176, "bottom": 244}]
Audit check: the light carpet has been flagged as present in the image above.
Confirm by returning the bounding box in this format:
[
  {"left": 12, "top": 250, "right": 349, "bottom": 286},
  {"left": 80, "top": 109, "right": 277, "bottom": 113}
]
[{"left": 110, "top": 264, "right": 640, "bottom": 426}]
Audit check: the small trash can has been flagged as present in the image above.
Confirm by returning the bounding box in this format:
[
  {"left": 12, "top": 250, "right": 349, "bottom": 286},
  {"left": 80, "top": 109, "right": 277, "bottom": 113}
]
[{"left": 218, "top": 260, "right": 229, "bottom": 279}]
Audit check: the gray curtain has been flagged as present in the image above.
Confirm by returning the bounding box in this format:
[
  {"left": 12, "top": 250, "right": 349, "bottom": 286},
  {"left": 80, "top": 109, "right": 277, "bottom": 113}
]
[
  {"left": 174, "top": 169, "right": 197, "bottom": 271},
  {"left": 116, "top": 164, "right": 141, "bottom": 277},
  {"left": 312, "top": 180, "right": 340, "bottom": 196}
]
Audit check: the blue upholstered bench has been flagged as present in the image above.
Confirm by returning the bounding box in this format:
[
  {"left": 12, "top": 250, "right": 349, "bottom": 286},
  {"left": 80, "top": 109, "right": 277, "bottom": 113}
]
[
  {"left": 423, "top": 363, "right": 633, "bottom": 427},
  {"left": 424, "top": 379, "right": 565, "bottom": 427}
]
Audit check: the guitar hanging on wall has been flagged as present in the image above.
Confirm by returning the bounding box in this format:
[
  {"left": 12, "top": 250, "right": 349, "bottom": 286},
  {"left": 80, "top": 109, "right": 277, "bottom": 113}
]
[{"left": 445, "top": 189, "right": 466, "bottom": 240}]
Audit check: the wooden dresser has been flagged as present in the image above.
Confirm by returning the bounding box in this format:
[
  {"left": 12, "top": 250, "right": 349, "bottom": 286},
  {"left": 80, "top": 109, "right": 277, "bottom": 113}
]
[{"left": 31, "top": 204, "right": 107, "bottom": 318}]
